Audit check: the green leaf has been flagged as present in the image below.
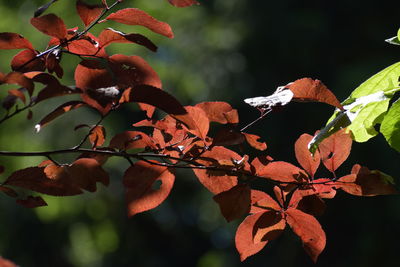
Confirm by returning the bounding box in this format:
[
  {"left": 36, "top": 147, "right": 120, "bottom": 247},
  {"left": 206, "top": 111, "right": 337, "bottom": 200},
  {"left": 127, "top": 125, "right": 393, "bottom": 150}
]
[
  {"left": 381, "top": 99, "right": 400, "bottom": 152},
  {"left": 309, "top": 62, "right": 400, "bottom": 152}
]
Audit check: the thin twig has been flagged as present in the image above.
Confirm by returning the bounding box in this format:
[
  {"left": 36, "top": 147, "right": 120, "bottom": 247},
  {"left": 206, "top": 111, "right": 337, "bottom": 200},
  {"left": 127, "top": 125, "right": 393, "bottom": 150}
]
[{"left": 240, "top": 108, "right": 272, "bottom": 132}]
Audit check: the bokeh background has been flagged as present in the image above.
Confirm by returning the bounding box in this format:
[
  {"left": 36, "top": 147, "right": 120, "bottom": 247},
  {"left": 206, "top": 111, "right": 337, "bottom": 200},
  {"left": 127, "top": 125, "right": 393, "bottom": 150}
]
[{"left": 1, "top": 0, "right": 400, "bottom": 266}]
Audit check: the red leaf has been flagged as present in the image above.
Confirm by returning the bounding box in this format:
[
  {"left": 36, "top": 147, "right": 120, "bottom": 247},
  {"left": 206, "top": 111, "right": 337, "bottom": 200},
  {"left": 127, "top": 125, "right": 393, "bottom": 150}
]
[
  {"left": 11, "top": 49, "right": 45, "bottom": 72},
  {"left": 192, "top": 146, "right": 241, "bottom": 194},
  {"left": 286, "top": 208, "right": 326, "bottom": 263},
  {"left": 45, "top": 50, "right": 63, "bottom": 78},
  {"left": 109, "top": 131, "right": 156, "bottom": 150},
  {"left": 7, "top": 89, "right": 26, "bottom": 104},
  {"left": 257, "top": 161, "right": 307, "bottom": 183},
  {"left": 2, "top": 72, "right": 34, "bottom": 96},
  {"left": 0, "top": 256, "right": 18, "bottom": 267},
  {"left": 250, "top": 155, "right": 273, "bottom": 175},
  {"left": 105, "top": 8, "right": 174, "bottom": 38},
  {"left": 184, "top": 106, "right": 209, "bottom": 139},
  {"left": 288, "top": 78, "right": 343, "bottom": 110},
  {"left": 195, "top": 101, "right": 237, "bottom": 124},
  {"left": 336, "top": 164, "right": 398, "bottom": 196},
  {"left": 5, "top": 166, "right": 82, "bottom": 196},
  {"left": 235, "top": 213, "right": 268, "bottom": 261},
  {"left": 168, "top": 0, "right": 199, "bottom": 7},
  {"left": 253, "top": 211, "right": 286, "bottom": 243},
  {"left": 66, "top": 39, "right": 99, "bottom": 56},
  {"left": 213, "top": 184, "right": 251, "bottom": 222},
  {"left": 16, "top": 196, "right": 47, "bottom": 208},
  {"left": 98, "top": 28, "right": 157, "bottom": 52},
  {"left": 123, "top": 85, "right": 194, "bottom": 125},
  {"left": 0, "top": 32, "right": 34, "bottom": 50},
  {"left": 35, "top": 101, "right": 87, "bottom": 132},
  {"left": 76, "top": 0, "right": 105, "bottom": 27},
  {"left": 0, "top": 185, "right": 18, "bottom": 198},
  {"left": 295, "top": 133, "right": 320, "bottom": 178},
  {"left": 294, "top": 195, "right": 327, "bottom": 217},
  {"left": 250, "top": 190, "right": 281, "bottom": 213},
  {"left": 212, "top": 127, "right": 245, "bottom": 147},
  {"left": 89, "top": 125, "right": 106, "bottom": 148},
  {"left": 30, "top": 14, "right": 67, "bottom": 39},
  {"left": 243, "top": 133, "right": 267, "bottom": 151},
  {"left": 124, "top": 160, "right": 175, "bottom": 216},
  {"left": 319, "top": 129, "right": 352, "bottom": 173}
]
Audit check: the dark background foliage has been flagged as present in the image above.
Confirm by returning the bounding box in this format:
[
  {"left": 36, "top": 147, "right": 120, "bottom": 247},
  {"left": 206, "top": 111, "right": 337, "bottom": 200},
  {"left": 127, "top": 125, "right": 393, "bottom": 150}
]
[{"left": 0, "top": 0, "right": 399, "bottom": 266}]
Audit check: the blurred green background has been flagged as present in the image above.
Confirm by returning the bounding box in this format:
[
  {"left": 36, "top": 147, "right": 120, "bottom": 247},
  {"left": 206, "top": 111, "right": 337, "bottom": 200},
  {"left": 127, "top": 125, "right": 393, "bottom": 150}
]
[{"left": 1, "top": 0, "right": 400, "bottom": 266}]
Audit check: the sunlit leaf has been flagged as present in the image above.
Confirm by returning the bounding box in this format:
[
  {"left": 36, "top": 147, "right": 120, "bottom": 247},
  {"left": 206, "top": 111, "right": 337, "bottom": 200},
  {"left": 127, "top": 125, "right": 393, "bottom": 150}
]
[
  {"left": 76, "top": 0, "right": 105, "bottom": 27},
  {"left": 295, "top": 133, "right": 320, "bottom": 178},
  {"left": 380, "top": 99, "right": 400, "bottom": 152},
  {"left": 257, "top": 161, "right": 307, "bottom": 183},
  {"left": 30, "top": 14, "right": 67, "bottom": 39},
  {"left": 124, "top": 160, "right": 175, "bottom": 217},
  {"left": 99, "top": 28, "right": 157, "bottom": 52},
  {"left": 235, "top": 212, "right": 267, "bottom": 261},
  {"left": 286, "top": 208, "right": 326, "bottom": 263},
  {"left": 109, "top": 131, "right": 156, "bottom": 151},
  {"left": 213, "top": 184, "right": 251, "bottom": 222},
  {"left": 105, "top": 8, "right": 174, "bottom": 38},
  {"left": 89, "top": 125, "right": 106, "bottom": 148},
  {"left": 195, "top": 101, "right": 237, "bottom": 124},
  {"left": 0, "top": 32, "right": 34, "bottom": 50},
  {"left": 253, "top": 211, "right": 285, "bottom": 243}
]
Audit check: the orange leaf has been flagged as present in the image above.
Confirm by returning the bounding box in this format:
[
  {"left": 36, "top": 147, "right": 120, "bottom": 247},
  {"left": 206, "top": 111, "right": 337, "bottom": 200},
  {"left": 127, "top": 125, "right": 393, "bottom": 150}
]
[
  {"left": 184, "top": 106, "right": 209, "bottom": 140},
  {"left": 288, "top": 78, "right": 343, "bottom": 110},
  {"left": 286, "top": 208, "right": 326, "bottom": 263},
  {"left": 250, "top": 155, "right": 273, "bottom": 175},
  {"left": 295, "top": 133, "right": 320, "bottom": 178},
  {"left": 336, "top": 164, "right": 398, "bottom": 196},
  {"left": 0, "top": 256, "right": 18, "bottom": 267},
  {"left": 195, "top": 101, "right": 237, "bottom": 124},
  {"left": 243, "top": 133, "right": 267, "bottom": 151},
  {"left": 167, "top": 0, "right": 199, "bottom": 7},
  {"left": 253, "top": 211, "right": 286, "bottom": 243},
  {"left": 76, "top": 0, "right": 105, "bottom": 27},
  {"left": 257, "top": 161, "right": 307, "bottom": 183},
  {"left": 109, "top": 131, "right": 156, "bottom": 150},
  {"left": 30, "top": 14, "right": 67, "bottom": 39},
  {"left": 0, "top": 32, "right": 34, "bottom": 50},
  {"left": 16, "top": 196, "right": 47, "bottom": 208},
  {"left": 98, "top": 28, "right": 157, "bottom": 52},
  {"left": 2, "top": 72, "right": 34, "bottom": 96},
  {"left": 89, "top": 125, "right": 106, "bottom": 148},
  {"left": 11, "top": 49, "right": 45, "bottom": 72},
  {"left": 213, "top": 184, "right": 251, "bottom": 222},
  {"left": 7, "top": 89, "right": 26, "bottom": 104},
  {"left": 192, "top": 146, "right": 242, "bottom": 194},
  {"left": 124, "top": 160, "right": 175, "bottom": 216},
  {"left": 105, "top": 8, "right": 174, "bottom": 38},
  {"left": 35, "top": 101, "right": 87, "bottom": 132},
  {"left": 319, "top": 129, "right": 352, "bottom": 173},
  {"left": 250, "top": 189, "right": 280, "bottom": 213},
  {"left": 235, "top": 213, "right": 267, "bottom": 261},
  {"left": 5, "top": 166, "right": 82, "bottom": 196}
]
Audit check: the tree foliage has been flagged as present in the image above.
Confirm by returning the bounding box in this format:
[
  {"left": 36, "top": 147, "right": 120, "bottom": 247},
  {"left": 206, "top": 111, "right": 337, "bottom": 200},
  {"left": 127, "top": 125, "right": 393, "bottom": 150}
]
[{"left": 0, "top": 0, "right": 399, "bottom": 264}]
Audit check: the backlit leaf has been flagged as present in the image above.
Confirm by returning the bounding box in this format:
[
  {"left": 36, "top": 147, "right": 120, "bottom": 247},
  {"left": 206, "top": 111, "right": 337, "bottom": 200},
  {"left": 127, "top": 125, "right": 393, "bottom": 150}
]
[
  {"left": 235, "top": 213, "right": 267, "bottom": 261},
  {"left": 16, "top": 196, "right": 47, "bottom": 208},
  {"left": 192, "top": 146, "right": 241, "bottom": 194},
  {"left": 0, "top": 32, "right": 34, "bottom": 50},
  {"left": 253, "top": 211, "right": 285, "bottom": 243},
  {"left": 0, "top": 256, "right": 18, "bottom": 267},
  {"left": 243, "top": 133, "right": 267, "bottom": 151},
  {"left": 11, "top": 49, "right": 45, "bottom": 72},
  {"left": 195, "top": 101, "right": 237, "bottom": 124},
  {"left": 257, "top": 161, "right": 307, "bottom": 183},
  {"left": 2, "top": 71, "right": 34, "bottom": 96},
  {"left": 380, "top": 98, "right": 400, "bottom": 152},
  {"left": 124, "top": 160, "right": 175, "bottom": 216},
  {"left": 105, "top": 8, "right": 174, "bottom": 38},
  {"left": 213, "top": 184, "right": 251, "bottom": 222},
  {"left": 89, "top": 125, "right": 106, "bottom": 147},
  {"left": 109, "top": 131, "right": 156, "bottom": 150},
  {"left": 184, "top": 106, "right": 209, "bottom": 139},
  {"left": 286, "top": 208, "right": 326, "bottom": 263},
  {"left": 99, "top": 28, "right": 157, "bottom": 52},
  {"left": 335, "top": 164, "right": 397, "bottom": 196},
  {"left": 288, "top": 78, "right": 342, "bottom": 110},
  {"left": 35, "top": 101, "right": 87, "bottom": 132},
  {"left": 295, "top": 133, "right": 320, "bottom": 178},
  {"left": 167, "top": 0, "right": 199, "bottom": 7},
  {"left": 76, "top": 0, "right": 105, "bottom": 27},
  {"left": 30, "top": 14, "right": 67, "bottom": 39},
  {"left": 318, "top": 129, "right": 352, "bottom": 173}
]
